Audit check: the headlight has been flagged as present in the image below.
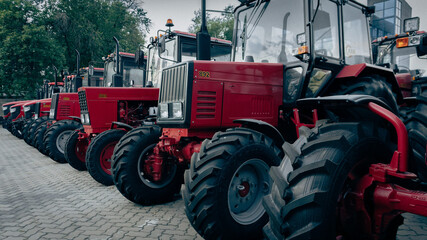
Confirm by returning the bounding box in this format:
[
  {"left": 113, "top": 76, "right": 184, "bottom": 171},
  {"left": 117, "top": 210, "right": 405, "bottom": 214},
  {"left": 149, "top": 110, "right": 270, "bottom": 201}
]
[
  {"left": 24, "top": 106, "right": 31, "bottom": 112},
  {"left": 49, "top": 109, "right": 55, "bottom": 119},
  {"left": 10, "top": 107, "right": 17, "bottom": 113},
  {"left": 172, "top": 102, "right": 183, "bottom": 119},
  {"left": 34, "top": 114, "right": 39, "bottom": 119},
  {"left": 81, "top": 113, "right": 85, "bottom": 123},
  {"left": 159, "top": 103, "right": 169, "bottom": 118},
  {"left": 2, "top": 106, "right": 7, "bottom": 111},
  {"left": 84, "top": 114, "right": 90, "bottom": 124}
]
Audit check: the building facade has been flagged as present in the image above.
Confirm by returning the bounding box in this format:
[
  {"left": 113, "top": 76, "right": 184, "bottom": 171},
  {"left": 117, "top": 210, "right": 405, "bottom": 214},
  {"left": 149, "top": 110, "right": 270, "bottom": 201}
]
[{"left": 368, "top": 0, "right": 412, "bottom": 39}]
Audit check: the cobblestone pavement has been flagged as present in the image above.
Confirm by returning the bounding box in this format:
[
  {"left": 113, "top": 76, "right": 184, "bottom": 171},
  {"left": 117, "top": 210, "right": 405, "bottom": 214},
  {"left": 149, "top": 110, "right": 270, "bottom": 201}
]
[{"left": 0, "top": 128, "right": 426, "bottom": 239}]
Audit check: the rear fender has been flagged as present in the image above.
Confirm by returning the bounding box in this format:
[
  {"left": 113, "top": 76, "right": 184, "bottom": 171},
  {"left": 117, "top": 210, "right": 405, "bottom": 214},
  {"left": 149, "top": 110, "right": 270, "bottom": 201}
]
[
  {"left": 331, "top": 63, "right": 404, "bottom": 104},
  {"left": 110, "top": 121, "right": 133, "bottom": 131},
  {"left": 68, "top": 116, "right": 81, "bottom": 123},
  {"left": 233, "top": 119, "right": 284, "bottom": 149}
]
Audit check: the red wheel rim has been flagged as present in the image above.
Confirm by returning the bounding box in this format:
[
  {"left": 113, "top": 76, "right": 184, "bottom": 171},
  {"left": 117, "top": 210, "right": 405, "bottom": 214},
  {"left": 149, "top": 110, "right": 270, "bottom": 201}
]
[
  {"left": 99, "top": 141, "right": 118, "bottom": 175},
  {"left": 75, "top": 140, "right": 87, "bottom": 163}
]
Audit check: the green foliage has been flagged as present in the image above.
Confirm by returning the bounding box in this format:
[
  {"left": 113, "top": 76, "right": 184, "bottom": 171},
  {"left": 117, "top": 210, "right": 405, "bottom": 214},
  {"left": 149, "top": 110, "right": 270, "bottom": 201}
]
[
  {"left": 188, "top": 5, "right": 234, "bottom": 41},
  {"left": 0, "top": 0, "right": 150, "bottom": 98}
]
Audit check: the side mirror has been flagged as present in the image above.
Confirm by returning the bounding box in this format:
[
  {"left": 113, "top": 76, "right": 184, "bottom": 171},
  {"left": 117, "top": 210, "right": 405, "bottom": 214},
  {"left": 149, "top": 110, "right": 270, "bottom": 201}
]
[
  {"left": 130, "top": 80, "right": 135, "bottom": 87},
  {"left": 135, "top": 48, "right": 145, "bottom": 66},
  {"left": 158, "top": 35, "right": 166, "bottom": 54}
]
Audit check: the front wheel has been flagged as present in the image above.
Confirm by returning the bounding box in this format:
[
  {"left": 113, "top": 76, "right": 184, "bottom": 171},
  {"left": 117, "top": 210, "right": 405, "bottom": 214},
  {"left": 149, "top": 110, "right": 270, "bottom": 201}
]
[
  {"left": 34, "top": 121, "right": 49, "bottom": 156},
  {"left": 43, "top": 120, "right": 81, "bottom": 163},
  {"left": 86, "top": 129, "right": 126, "bottom": 185},
  {"left": 263, "top": 122, "right": 399, "bottom": 240},
  {"left": 65, "top": 129, "right": 88, "bottom": 171},
  {"left": 183, "top": 128, "right": 282, "bottom": 240},
  {"left": 111, "top": 126, "right": 182, "bottom": 204}
]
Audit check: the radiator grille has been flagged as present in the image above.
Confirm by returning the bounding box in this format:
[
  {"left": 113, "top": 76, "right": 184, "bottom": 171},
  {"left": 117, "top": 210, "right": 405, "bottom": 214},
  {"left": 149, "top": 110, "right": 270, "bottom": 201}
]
[
  {"left": 11, "top": 107, "right": 20, "bottom": 119},
  {"left": 78, "top": 91, "right": 88, "bottom": 112},
  {"left": 159, "top": 63, "right": 188, "bottom": 103},
  {"left": 58, "top": 105, "right": 71, "bottom": 117}
]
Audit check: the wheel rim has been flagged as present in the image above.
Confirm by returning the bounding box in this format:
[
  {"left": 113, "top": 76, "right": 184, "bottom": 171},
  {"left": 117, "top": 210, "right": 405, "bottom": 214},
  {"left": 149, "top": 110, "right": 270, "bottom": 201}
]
[
  {"left": 227, "top": 159, "right": 270, "bottom": 225},
  {"left": 75, "top": 139, "right": 87, "bottom": 163},
  {"left": 56, "top": 130, "right": 73, "bottom": 154},
  {"left": 137, "top": 143, "right": 177, "bottom": 189},
  {"left": 99, "top": 141, "right": 118, "bottom": 175}
]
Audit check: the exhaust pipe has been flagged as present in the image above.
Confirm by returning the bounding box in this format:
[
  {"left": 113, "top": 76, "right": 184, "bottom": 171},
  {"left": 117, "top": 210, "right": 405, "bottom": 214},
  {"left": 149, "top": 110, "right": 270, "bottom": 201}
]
[
  {"left": 196, "top": 0, "right": 211, "bottom": 60},
  {"left": 74, "top": 49, "right": 83, "bottom": 92},
  {"left": 112, "top": 37, "right": 123, "bottom": 87}
]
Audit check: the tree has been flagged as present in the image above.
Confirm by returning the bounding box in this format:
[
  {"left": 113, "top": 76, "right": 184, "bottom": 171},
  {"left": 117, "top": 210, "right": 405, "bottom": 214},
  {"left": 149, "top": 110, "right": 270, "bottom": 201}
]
[
  {"left": 0, "top": 0, "right": 151, "bottom": 98},
  {"left": 188, "top": 5, "right": 234, "bottom": 41},
  {"left": 0, "top": 0, "right": 65, "bottom": 98}
]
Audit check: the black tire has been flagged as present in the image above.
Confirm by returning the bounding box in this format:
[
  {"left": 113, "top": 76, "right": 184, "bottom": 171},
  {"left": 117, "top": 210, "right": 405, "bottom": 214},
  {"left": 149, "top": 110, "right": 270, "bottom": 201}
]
[
  {"left": 64, "top": 129, "right": 87, "bottom": 171},
  {"left": 404, "top": 96, "right": 427, "bottom": 182},
  {"left": 26, "top": 116, "right": 48, "bottom": 146},
  {"left": 86, "top": 129, "right": 126, "bottom": 186},
  {"left": 112, "top": 126, "right": 182, "bottom": 205},
  {"left": 34, "top": 121, "right": 49, "bottom": 156},
  {"left": 11, "top": 120, "right": 24, "bottom": 139},
  {"left": 43, "top": 120, "right": 81, "bottom": 163},
  {"left": 22, "top": 119, "right": 34, "bottom": 144},
  {"left": 6, "top": 117, "right": 12, "bottom": 132},
  {"left": 263, "top": 122, "right": 398, "bottom": 240},
  {"left": 326, "top": 75, "right": 399, "bottom": 114},
  {"left": 183, "top": 128, "right": 283, "bottom": 240}
]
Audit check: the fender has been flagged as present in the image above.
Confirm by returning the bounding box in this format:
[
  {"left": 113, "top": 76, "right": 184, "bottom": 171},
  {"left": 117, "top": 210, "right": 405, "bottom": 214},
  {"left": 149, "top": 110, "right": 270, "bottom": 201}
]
[
  {"left": 330, "top": 63, "right": 404, "bottom": 104},
  {"left": 110, "top": 121, "right": 134, "bottom": 131},
  {"left": 233, "top": 119, "right": 285, "bottom": 148},
  {"left": 67, "top": 116, "right": 81, "bottom": 123},
  {"left": 297, "top": 95, "right": 393, "bottom": 111}
]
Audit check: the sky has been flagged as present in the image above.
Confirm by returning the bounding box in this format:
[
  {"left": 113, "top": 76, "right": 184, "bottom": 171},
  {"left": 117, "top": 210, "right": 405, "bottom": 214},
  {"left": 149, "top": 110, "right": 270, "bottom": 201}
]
[
  {"left": 140, "top": 0, "right": 235, "bottom": 42},
  {"left": 139, "top": 0, "right": 427, "bottom": 43}
]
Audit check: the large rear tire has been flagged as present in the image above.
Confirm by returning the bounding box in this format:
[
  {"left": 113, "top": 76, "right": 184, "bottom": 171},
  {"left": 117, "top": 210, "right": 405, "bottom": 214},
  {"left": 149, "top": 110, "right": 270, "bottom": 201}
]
[
  {"left": 86, "top": 129, "right": 126, "bottom": 186},
  {"left": 22, "top": 119, "right": 34, "bottom": 144},
  {"left": 64, "top": 129, "right": 87, "bottom": 171},
  {"left": 26, "top": 116, "right": 48, "bottom": 146},
  {"left": 44, "top": 120, "right": 81, "bottom": 163},
  {"left": 326, "top": 75, "right": 399, "bottom": 114},
  {"left": 34, "top": 121, "right": 49, "bottom": 156},
  {"left": 183, "top": 128, "right": 282, "bottom": 240},
  {"left": 404, "top": 95, "right": 427, "bottom": 182},
  {"left": 263, "top": 122, "right": 397, "bottom": 240},
  {"left": 111, "top": 126, "right": 182, "bottom": 204}
]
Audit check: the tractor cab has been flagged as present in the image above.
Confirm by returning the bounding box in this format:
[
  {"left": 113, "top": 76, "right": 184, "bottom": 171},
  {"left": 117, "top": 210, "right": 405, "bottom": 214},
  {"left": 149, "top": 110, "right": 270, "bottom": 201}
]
[
  {"left": 373, "top": 17, "right": 427, "bottom": 97},
  {"left": 146, "top": 29, "right": 231, "bottom": 89},
  {"left": 82, "top": 67, "right": 105, "bottom": 87},
  {"left": 103, "top": 52, "right": 145, "bottom": 87}
]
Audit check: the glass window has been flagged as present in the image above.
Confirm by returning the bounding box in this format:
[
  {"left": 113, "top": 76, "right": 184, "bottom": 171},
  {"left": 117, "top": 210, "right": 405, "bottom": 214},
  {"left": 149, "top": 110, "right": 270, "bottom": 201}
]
[
  {"left": 375, "top": 10, "right": 384, "bottom": 18},
  {"left": 374, "top": 2, "right": 384, "bottom": 11},
  {"left": 384, "top": 8, "right": 394, "bottom": 17},
  {"left": 385, "top": 0, "right": 395, "bottom": 9},
  {"left": 343, "top": 3, "right": 371, "bottom": 64},
  {"left": 234, "top": 0, "right": 305, "bottom": 63},
  {"left": 313, "top": 0, "right": 340, "bottom": 59}
]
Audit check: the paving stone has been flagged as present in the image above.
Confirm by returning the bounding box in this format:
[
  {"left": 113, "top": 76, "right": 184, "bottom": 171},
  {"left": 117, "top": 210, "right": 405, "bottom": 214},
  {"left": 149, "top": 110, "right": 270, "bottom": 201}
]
[{"left": 0, "top": 128, "right": 426, "bottom": 240}]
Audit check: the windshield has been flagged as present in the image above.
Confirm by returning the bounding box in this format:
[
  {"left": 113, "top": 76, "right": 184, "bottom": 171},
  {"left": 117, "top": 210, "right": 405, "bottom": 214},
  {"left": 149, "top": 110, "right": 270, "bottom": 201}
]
[
  {"left": 147, "top": 44, "right": 173, "bottom": 88},
  {"left": 234, "top": 0, "right": 304, "bottom": 63},
  {"left": 377, "top": 44, "right": 427, "bottom": 77}
]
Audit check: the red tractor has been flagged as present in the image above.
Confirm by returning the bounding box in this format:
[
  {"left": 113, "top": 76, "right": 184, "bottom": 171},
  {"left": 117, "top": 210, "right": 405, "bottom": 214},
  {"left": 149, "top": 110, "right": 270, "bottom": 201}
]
[
  {"left": 110, "top": 0, "right": 408, "bottom": 238},
  {"left": 64, "top": 37, "right": 153, "bottom": 185},
  {"left": 262, "top": 16, "right": 427, "bottom": 240},
  {"left": 5, "top": 75, "right": 63, "bottom": 139},
  {"left": 67, "top": 26, "right": 232, "bottom": 186},
  {"left": 38, "top": 51, "right": 104, "bottom": 162},
  {"left": 372, "top": 22, "right": 427, "bottom": 98}
]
